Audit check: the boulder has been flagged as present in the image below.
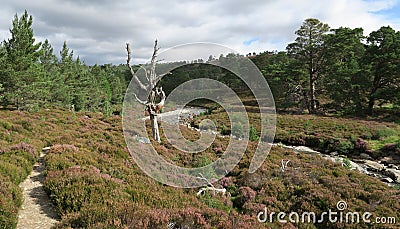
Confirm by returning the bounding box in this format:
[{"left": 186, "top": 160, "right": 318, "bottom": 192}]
[
  {"left": 383, "top": 169, "right": 400, "bottom": 182},
  {"left": 380, "top": 177, "right": 394, "bottom": 183},
  {"left": 363, "top": 160, "right": 385, "bottom": 172},
  {"left": 359, "top": 153, "right": 372, "bottom": 160},
  {"left": 293, "top": 146, "right": 320, "bottom": 154}
]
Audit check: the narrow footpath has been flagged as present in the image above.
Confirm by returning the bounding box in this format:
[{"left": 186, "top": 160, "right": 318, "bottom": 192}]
[{"left": 17, "top": 147, "right": 59, "bottom": 229}]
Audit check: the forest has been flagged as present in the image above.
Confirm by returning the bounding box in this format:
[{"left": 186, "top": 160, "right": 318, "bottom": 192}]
[{"left": 1, "top": 11, "right": 399, "bottom": 118}]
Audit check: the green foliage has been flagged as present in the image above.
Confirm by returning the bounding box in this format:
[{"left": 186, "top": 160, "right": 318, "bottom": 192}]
[
  {"left": 286, "top": 18, "right": 330, "bottom": 114},
  {"left": 323, "top": 27, "right": 366, "bottom": 113},
  {"left": 337, "top": 141, "right": 354, "bottom": 155},
  {"left": 220, "top": 124, "right": 229, "bottom": 135},
  {"left": 365, "top": 26, "right": 400, "bottom": 114},
  {"left": 249, "top": 125, "right": 260, "bottom": 141},
  {"left": 0, "top": 12, "right": 128, "bottom": 115},
  {"left": 0, "top": 83, "right": 4, "bottom": 101},
  {"left": 231, "top": 122, "right": 244, "bottom": 138},
  {"left": 342, "top": 157, "right": 352, "bottom": 169}
]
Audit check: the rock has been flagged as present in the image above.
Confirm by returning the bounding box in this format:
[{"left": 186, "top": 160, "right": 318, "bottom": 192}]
[
  {"left": 359, "top": 153, "right": 372, "bottom": 160},
  {"left": 386, "top": 164, "right": 398, "bottom": 169},
  {"left": 383, "top": 169, "right": 400, "bottom": 182},
  {"left": 380, "top": 154, "right": 400, "bottom": 166},
  {"left": 330, "top": 152, "right": 338, "bottom": 156},
  {"left": 348, "top": 161, "right": 367, "bottom": 173},
  {"left": 363, "top": 160, "right": 385, "bottom": 172},
  {"left": 293, "top": 146, "right": 320, "bottom": 154},
  {"left": 380, "top": 177, "right": 394, "bottom": 183},
  {"left": 135, "top": 136, "right": 151, "bottom": 144}
]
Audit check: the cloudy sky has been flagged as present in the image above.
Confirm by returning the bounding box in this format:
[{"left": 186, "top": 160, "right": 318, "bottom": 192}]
[{"left": 1, "top": 0, "right": 400, "bottom": 65}]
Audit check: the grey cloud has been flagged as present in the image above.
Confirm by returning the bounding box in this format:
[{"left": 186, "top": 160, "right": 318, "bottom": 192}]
[{"left": 1, "top": 0, "right": 399, "bottom": 65}]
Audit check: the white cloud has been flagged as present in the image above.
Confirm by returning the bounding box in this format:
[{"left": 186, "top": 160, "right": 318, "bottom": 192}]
[{"left": 0, "top": 0, "right": 399, "bottom": 64}]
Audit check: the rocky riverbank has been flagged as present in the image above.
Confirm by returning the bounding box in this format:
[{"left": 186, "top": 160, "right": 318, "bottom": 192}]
[{"left": 152, "top": 106, "right": 400, "bottom": 187}]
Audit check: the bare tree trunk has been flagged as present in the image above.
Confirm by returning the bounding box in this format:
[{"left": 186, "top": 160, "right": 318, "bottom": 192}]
[
  {"left": 309, "top": 76, "right": 317, "bottom": 114},
  {"left": 126, "top": 40, "right": 168, "bottom": 143},
  {"left": 150, "top": 114, "right": 160, "bottom": 142}
]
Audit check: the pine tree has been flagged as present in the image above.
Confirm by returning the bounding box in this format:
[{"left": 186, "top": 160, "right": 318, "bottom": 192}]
[
  {"left": 364, "top": 26, "right": 400, "bottom": 114},
  {"left": 287, "top": 18, "right": 329, "bottom": 114},
  {"left": 3, "top": 10, "right": 42, "bottom": 110},
  {"left": 323, "top": 27, "right": 366, "bottom": 113}
]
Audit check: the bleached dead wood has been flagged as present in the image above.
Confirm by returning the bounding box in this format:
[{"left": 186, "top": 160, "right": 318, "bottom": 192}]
[
  {"left": 126, "top": 40, "right": 168, "bottom": 142},
  {"left": 196, "top": 173, "right": 226, "bottom": 196}
]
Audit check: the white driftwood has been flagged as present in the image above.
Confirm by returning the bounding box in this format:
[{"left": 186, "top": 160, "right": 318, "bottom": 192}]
[
  {"left": 196, "top": 187, "right": 226, "bottom": 196},
  {"left": 281, "top": 159, "right": 290, "bottom": 173},
  {"left": 196, "top": 173, "right": 226, "bottom": 196}
]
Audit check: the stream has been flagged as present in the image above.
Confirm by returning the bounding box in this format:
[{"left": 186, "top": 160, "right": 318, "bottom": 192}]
[{"left": 138, "top": 106, "right": 400, "bottom": 186}]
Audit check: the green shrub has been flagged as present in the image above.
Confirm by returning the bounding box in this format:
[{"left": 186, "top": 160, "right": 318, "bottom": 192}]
[
  {"left": 231, "top": 122, "right": 244, "bottom": 138},
  {"left": 372, "top": 128, "right": 397, "bottom": 140},
  {"left": 336, "top": 140, "right": 354, "bottom": 155},
  {"left": 220, "top": 124, "right": 229, "bottom": 135},
  {"left": 342, "top": 158, "right": 352, "bottom": 169},
  {"left": 249, "top": 125, "right": 260, "bottom": 141},
  {"left": 44, "top": 166, "right": 129, "bottom": 215}
]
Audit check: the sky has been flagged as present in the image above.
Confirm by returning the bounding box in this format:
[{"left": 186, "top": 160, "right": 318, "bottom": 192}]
[{"left": 0, "top": 0, "right": 400, "bottom": 65}]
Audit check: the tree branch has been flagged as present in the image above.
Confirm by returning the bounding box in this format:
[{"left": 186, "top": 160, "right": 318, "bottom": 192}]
[
  {"left": 149, "top": 40, "right": 159, "bottom": 88},
  {"left": 155, "top": 72, "right": 172, "bottom": 83},
  {"left": 126, "top": 43, "right": 149, "bottom": 91},
  {"left": 133, "top": 92, "right": 147, "bottom": 105},
  {"left": 196, "top": 173, "right": 226, "bottom": 196}
]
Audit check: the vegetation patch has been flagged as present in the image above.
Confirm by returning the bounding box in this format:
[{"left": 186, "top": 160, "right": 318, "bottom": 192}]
[{"left": 0, "top": 142, "right": 38, "bottom": 229}]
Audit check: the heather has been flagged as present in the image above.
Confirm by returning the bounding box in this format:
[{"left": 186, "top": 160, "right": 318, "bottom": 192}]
[
  {"left": 0, "top": 142, "right": 38, "bottom": 228},
  {"left": 194, "top": 109, "right": 400, "bottom": 161},
  {"left": 0, "top": 109, "right": 399, "bottom": 228},
  {"left": 0, "top": 10, "right": 399, "bottom": 228}
]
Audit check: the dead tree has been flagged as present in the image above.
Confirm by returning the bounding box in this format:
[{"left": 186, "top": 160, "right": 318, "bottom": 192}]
[{"left": 126, "top": 40, "right": 167, "bottom": 142}]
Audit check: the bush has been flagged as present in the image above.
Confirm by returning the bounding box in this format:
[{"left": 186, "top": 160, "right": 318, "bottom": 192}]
[
  {"left": 232, "top": 122, "right": 244, "bottom": 138},
  {"left": 220, "top": 124, "right": 230, "bottom": 135},
  {"left": 354, "top": 138, "right": 369, "bottom": 153},
  {"left": 249, "top": 125, "right": 260, "bottom": 141},
  {"left": 372, "top": 128, "right": 397, "bottom": 140},
  {"left": 0, "top": 142, "right": 37, "bottom": 228},
  {"left": 44, "top": 166, "right": 128, "bottom": 215},
  {"left": 336, "top": 140, "right": 354, "bottom": 155}
]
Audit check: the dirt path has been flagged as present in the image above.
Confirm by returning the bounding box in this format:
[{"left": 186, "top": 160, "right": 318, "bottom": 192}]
[{"left": 17, "top": 148, "right": 59, "bottom": 229}]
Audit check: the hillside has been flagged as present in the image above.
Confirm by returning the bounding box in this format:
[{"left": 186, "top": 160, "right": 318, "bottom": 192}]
[{"left": 0, "top": 109, "right": 399, "bottom": 228}]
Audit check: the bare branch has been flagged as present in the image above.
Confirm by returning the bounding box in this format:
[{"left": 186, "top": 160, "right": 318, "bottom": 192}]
[
  {"left": 155, "top": 72, "right": 172, "bottom": 83},
  {"left": 197, "top": 173, "right": 214, "bottom": 188},
  {"left": 126, "top": 43, "right": 148, "bottom": 91},
  {"left": 195, "top": 173, "right": 225, "bottom": 196},
  {"left": 145, "top": 69, "right": 150, "bottom": 83},
  {"left": 196, "top": 187, "right": 226, "bottom": 196},
  {"left": 149, "top": 40, "right": 159, "bottom": 88},
  {"left": 281, "top": 159, "right": 290, "bottom": 173},
  {"left": 133, "top": 93, "right": 147, "bottom": 105}
]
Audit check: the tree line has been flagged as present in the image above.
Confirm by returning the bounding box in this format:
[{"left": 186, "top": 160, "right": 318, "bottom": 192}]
[
  {"left": 160, "top": 18, "right": 400, "bottom": 116},
  {"left": 0, "top": 10, "right": 129, "bottom": 115},
  {"left": 1, "top": 11, "right": 399, "bottom": 117},
  {"left": 253, "top": 18, "right": 400, "bottom": 115}
]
